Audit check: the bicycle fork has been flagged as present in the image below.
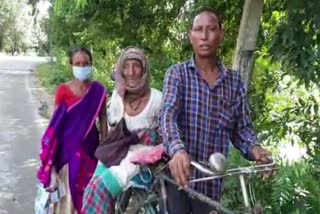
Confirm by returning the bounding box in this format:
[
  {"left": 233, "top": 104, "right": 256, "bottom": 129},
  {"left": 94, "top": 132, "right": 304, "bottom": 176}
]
[
  {"left": 239, "top": 174, "right": 250, "bottom": 213},
  {"left": 160, "top": 178, "right": 169, "bottom": 214}
]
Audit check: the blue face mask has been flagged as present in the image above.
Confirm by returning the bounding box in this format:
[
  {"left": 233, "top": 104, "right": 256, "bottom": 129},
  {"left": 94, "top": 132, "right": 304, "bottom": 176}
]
[{"left": 72, "top": 66, "right": 92, "bottom": 81}]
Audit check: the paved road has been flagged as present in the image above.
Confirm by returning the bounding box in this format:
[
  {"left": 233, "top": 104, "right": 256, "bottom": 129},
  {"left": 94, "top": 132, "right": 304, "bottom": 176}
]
[{"left": 0, "top": 55, "right": 49, "bottom": 214}]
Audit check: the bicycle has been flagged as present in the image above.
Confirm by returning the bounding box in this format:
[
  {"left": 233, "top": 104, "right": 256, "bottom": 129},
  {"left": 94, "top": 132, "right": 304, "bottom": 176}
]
[{"left": 115, "top": 153, "right": 277, "bottom": 214}]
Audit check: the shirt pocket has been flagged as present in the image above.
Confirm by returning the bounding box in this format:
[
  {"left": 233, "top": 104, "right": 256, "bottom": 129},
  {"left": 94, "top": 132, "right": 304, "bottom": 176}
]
[{"left": 217, "top": 98, "right": 235, "bottom": 130}]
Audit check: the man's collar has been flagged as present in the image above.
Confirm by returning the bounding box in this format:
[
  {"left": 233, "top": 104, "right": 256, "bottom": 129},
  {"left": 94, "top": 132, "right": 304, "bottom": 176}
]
[{"left": 188, "top": 55, "right": 228, "bottom": 77}]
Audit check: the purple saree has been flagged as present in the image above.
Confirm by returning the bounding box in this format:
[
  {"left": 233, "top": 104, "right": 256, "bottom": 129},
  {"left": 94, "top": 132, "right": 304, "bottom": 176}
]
[{"left": 37, "top": 81, "right": 106, "bottom": 213}]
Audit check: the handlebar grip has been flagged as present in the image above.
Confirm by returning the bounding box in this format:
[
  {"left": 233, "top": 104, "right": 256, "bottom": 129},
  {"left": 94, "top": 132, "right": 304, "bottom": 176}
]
[
  {"left": 263, "top": 154, "right": 273, "bottom": 164},
  {"left": 191, "top": 161, "right": 215, "bottom": 175}
]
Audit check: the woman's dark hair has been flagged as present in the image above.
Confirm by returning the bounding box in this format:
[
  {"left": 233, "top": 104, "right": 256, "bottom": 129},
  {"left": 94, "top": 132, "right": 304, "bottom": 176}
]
[{"left": 69, "top": 47, "right": 93, "bottom": 65}]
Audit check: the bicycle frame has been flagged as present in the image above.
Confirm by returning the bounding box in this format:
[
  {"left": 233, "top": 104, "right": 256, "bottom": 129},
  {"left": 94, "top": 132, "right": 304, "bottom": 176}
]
[
  {"left": 134, "top": 161, "right": 276, "bottom": 214},
  {"left": 157, "top": 174, "right": 234, "bottom": 214}
]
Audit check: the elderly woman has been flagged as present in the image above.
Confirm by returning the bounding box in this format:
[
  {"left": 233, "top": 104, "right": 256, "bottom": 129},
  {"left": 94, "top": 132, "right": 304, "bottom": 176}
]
[{"left": 82, "top": 47, "right": 163, "bottom": 213}]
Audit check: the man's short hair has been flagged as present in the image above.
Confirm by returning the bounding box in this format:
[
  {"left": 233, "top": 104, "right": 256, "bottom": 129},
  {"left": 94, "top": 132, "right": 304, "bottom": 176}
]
[{"left": 190, "top": 8, "right": 222, "bottom": 30}]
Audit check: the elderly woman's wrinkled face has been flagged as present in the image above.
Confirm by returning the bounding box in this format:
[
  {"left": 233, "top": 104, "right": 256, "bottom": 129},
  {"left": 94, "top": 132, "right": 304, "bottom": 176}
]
[{"left": 122, "top": 59, "right": 143, "bottom": 87}]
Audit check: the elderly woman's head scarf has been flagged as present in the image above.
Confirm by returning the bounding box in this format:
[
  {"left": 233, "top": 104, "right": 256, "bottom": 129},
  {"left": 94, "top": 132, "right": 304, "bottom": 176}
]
[{"left": 113, "top": 47, "right": 151, "bottom": 101}]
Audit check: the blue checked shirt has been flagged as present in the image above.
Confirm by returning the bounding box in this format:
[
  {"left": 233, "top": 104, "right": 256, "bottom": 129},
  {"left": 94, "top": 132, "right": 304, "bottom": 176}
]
[{"left": 160, "top": 57, "right": 259, "bottom": 201}]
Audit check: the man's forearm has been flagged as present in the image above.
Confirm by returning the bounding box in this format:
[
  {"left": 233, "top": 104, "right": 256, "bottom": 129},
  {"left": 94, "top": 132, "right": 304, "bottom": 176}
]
[{"left": 167, "top": 139, "right": 186, "bottom": 157}]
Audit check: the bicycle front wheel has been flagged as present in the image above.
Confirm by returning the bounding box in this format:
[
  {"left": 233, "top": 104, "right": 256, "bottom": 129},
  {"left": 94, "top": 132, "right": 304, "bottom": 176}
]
[{"left": 134, "top": 189, "right": 158, "bottom": 214}]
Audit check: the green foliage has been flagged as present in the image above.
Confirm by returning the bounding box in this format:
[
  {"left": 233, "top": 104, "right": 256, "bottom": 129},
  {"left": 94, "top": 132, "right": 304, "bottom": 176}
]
[
  {"left": 265, "top": 0, "right": 320, "bottom": 85},
  {"left": 0, "top": 0, "right": 16, "bottom": 51},
  {"left": 0, "top": 0, "right": 43, "bottom": 54},
  {"left": 37, "top": 49, "right": 72, "bottom": 93},
  {"left": 30, "top": 0, "right": 320, "bottom": 212},
  {"left": 256, "top": 161, "right": 320, "bottom": 213},
  {"left": 243, "top": 52, "right": 320, "bottom": 212},
  {"left": 222, "top": 150, "right": 320, "bottom": 213}
]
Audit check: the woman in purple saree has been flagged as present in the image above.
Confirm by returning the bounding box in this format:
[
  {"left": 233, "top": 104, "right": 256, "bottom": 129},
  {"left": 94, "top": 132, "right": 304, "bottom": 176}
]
[{"left": 37, "top": 48, "right": 107, "bottom": 214}]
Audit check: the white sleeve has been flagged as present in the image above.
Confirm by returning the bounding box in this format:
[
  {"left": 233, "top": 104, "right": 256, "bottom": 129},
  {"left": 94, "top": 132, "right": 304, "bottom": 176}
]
[
  {"left": 107, "top": 90, "right": 124, "bottom": 127},
  {"left": 148, "top": 89, "right": 163, "bottom": 128}
]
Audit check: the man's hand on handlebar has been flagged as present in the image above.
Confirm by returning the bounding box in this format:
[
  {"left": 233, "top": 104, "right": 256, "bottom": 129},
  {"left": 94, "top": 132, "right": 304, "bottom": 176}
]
[
  {"left": 251, "top": 145, "right": 277, "bottom": 180},
  {"left": 169, "top": 149, "right": 191, "bottom": 189}
]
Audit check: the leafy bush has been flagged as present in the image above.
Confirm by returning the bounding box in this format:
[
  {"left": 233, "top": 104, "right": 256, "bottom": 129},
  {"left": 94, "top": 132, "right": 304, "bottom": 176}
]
[{"left": 37, "top": 49, "right": 72, "bottom": 93}]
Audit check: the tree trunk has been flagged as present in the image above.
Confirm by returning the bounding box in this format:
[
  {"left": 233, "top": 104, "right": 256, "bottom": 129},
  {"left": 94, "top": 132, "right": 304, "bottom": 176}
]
[{"left": 232, "top": 0, "right": 264, "bottom": 89}]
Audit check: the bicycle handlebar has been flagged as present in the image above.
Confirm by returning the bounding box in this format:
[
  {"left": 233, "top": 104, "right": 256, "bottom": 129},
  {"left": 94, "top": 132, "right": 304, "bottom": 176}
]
[
  {"left": 190, "top": 161, "right": 277, "bottom": 183},
  {"left": 191, "top": 161, "right": 216, "bottom": 175}
]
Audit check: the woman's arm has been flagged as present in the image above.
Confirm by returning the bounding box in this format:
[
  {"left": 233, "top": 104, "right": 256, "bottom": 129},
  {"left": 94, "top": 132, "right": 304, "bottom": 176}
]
[{"left": 54, "top": 84, "right": 65, "bottom": 109}]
